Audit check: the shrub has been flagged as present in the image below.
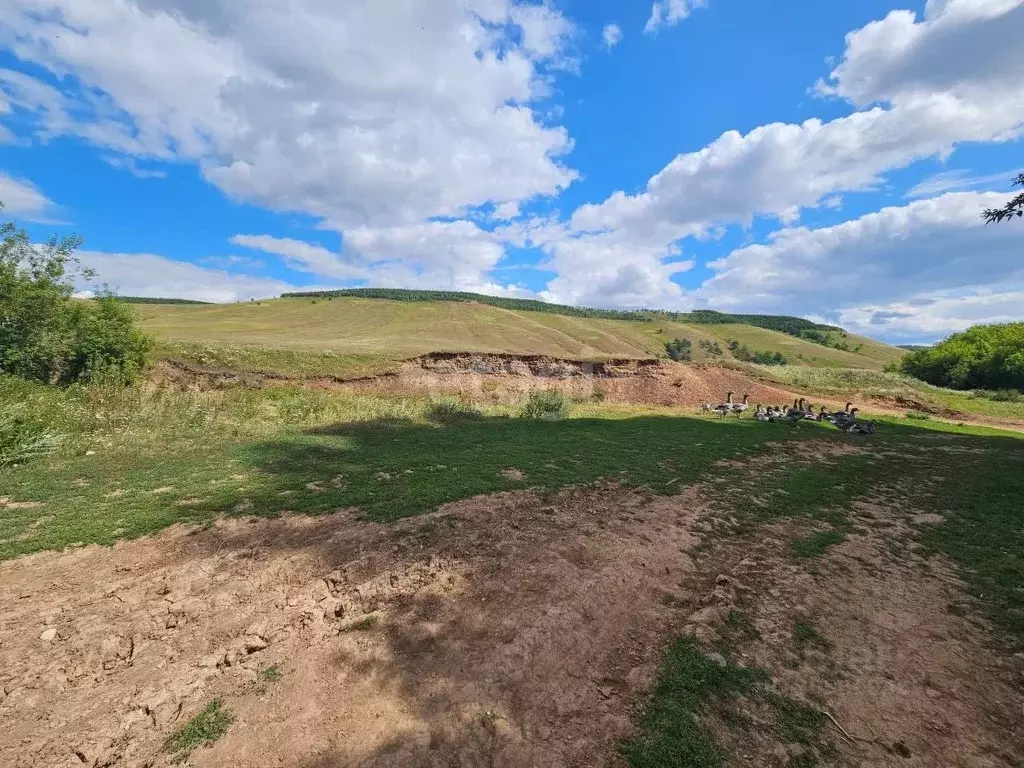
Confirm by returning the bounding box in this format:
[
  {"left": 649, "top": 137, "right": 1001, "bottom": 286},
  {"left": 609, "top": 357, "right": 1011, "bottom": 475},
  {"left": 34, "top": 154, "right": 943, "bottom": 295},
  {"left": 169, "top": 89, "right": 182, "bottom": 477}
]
[
  {"left": 0, "top": 207, "right": 152, "bottom": 385},
  {"left": 698, "top": 339, "right": 723, "bottom": 356},
  {"left": 726, "top": 340, "right": 787, "bottom": 366},
  {"left": 0, "top": 404, "right": 62, "bottom": 467},
  {"left": 664, "top": 337, "right": 692, "bottom": 362},
  {"left": 425, "top": 398, "right": 482, "bottom": 424},
  {"left": 521, "top": 389, "right": 570, "bottom": 420},
  {"left": 972, "top": 389, "right": 1024, "bottom": 403},
  {"left": 900, "top": 322, "right": 1024, "bottom": 392}
]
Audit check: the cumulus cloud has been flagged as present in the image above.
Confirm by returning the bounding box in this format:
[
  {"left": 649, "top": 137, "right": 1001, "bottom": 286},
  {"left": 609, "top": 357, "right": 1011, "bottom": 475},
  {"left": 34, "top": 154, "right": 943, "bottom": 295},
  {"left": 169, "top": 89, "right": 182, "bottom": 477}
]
[
  {"left": 561, "top": 0, "right": 1024, "bottom": 315},
  {"left": 102, "top": 156, "right": 167, "bottom": 179},
  {"left": 499, "top": 216, "right": 693, "bottom": 309},
  {"left": 77, "top": 251, "right": 307, "bottom": 303},
  {"left": 0, "top": 171, "right": 60, "bottom": 221},
  {"left": 602, "top": 23, "right": 623, "bottom": 49},
  {"left": 0, "top": 0, "right": 578, "bottom": 229},
  {"left": 697, "top": 191, "right": 1024, "bottom": 340},
  {"left": 644, "top": 0, "right": 708, "bottom": 33},
  {"left": 234, "top": 220, "right": 511, "bottom": 294},
  {"left": 831, "top": 289, "right": 1024, "bottom": 342}
]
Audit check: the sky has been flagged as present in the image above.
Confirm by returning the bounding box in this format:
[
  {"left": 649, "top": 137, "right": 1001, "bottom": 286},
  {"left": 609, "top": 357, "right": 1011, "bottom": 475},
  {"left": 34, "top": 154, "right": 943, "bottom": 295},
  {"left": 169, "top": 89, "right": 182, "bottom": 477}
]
[{"left": 0, "top": 0, "right": 1022, "bottom": 344}]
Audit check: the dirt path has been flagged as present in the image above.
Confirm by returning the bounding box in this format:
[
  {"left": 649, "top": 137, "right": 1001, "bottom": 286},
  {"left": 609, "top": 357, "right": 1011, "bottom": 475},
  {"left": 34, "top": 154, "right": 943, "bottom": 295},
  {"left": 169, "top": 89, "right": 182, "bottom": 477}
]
[{"left": 1, "top": 442, "right": 1020, "bottom": 767}]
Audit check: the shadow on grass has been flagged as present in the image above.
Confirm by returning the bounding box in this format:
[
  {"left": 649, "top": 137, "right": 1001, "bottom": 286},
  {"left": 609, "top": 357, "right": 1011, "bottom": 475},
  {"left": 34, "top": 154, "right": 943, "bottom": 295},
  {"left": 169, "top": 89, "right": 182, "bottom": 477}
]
[{"left": 216, "top": 414, "right": 834, "bottom": 524}]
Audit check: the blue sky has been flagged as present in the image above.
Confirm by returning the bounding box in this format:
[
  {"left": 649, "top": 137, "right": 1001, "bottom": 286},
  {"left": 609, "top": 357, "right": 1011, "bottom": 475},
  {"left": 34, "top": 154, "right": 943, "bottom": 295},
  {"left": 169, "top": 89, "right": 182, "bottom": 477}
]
[{"left": 0, "top": 0, "right": 1022, "bottom": 342}]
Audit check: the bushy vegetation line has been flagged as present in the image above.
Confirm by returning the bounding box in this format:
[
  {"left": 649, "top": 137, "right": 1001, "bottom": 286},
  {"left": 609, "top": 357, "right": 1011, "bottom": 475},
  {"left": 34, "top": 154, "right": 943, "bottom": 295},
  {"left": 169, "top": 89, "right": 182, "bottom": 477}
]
[
  {"left": 727, "top": 340, "right": 787, "bottom": 366},
  {"left": 114, "top": 297, "right": 212, "bottom": 305},
  {"left": 280, "top": 287, "right": 654, "bottom": 321},
  {"left": 900, "top": 322, "right": 1024, "bottom": 392},
  {"left": 1, "top": 206, "right": 151, "bottom": 385},
  {"left": 658, "top": 309, "right": 840, "bottom": 338}
]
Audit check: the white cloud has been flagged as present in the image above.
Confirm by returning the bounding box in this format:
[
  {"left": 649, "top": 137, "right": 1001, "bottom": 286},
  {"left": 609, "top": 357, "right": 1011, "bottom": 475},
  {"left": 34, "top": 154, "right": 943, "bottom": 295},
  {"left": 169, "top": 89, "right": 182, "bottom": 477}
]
[
  {"left": 644, "top": 0, "right": 707, "bottom": 34},
  {"left": 77, "top": 251, "right": 306, "bottom": 303},
  {"left": 602, "top": 23, "right": 623, "bottom": 49},
  {"left": 830, "top": 289, "right": 1024, "bottom": 342},
  {"left": 815, "top": 0, "right": 1024, "bottom": 108},
  {"left": 234, "top": 220, "right": 511, "bottom": 294},
  {"left": 905, "top": 168, "right": 1023, "bottom": 198},
  {"left": 499, "top": 216, "right": 693, "bottom": 309},
  {"left": 230, "top": 235, "right": 367, "bottom": 281},
  {"left": 561, "top": 0, "right": 1024, "bottom": 311},
  {"left": 697, "top": 191, "right": 1024, "bottom": 339},
  {"left": 102, "top": 156, "right": 167, "bottom": 179},
  {"left": 0, "top": 171, "right": 59, "bottom": 221},
  {"left": 491, "top": 201, "right": 522, "bottom": 221},
  {"left": 0, "top": 0, "right": 578, "bottom": 229}
]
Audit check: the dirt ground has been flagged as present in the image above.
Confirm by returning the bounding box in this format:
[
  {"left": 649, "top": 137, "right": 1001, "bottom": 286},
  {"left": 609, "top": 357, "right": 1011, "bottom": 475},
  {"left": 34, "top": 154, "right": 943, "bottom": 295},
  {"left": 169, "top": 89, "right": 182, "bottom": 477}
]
[{"left": 1, "top": 440, "right": 1021, "bottom": 767}]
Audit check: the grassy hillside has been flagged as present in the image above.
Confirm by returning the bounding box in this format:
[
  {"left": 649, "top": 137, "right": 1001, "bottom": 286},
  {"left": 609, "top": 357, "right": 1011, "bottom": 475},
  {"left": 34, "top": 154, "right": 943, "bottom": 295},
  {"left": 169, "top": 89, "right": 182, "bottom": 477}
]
[{"left": 136, "top": 296, "right": 904, "bottom": 376}]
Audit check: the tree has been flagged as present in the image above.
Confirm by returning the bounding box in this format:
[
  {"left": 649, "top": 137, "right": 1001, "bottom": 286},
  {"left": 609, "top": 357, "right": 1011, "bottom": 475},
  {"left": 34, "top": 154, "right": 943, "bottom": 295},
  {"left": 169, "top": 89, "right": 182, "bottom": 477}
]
[
  {"left": 900, "top": 322, "right": 1024, "bottom": 392},
  {"left": 982, "top": 174, "right": 1024, "bottom": 224},
  {"left": 664, "top": 337, "right": 692, "bottom": 361},
  {"left": 0, "top": 203, "right": 152, "bottom": 384}
]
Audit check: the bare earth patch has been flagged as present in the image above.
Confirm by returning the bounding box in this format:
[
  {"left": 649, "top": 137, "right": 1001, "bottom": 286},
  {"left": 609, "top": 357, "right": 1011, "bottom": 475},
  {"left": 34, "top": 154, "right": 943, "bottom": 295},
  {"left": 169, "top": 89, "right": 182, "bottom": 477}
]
[
  {"left": 1, "top": 445, "right": 1021, "bottom": 767},
  {"left": 0, "top": 484, "right": 702, "bottom": 768},
  {"left": 684, "top": 505, "right": 1024, "bottom": 766}
]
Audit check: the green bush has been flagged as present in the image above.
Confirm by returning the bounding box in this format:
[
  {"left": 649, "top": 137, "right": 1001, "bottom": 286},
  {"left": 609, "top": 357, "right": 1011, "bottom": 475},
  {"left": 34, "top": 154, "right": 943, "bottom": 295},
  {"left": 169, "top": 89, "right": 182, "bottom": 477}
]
[
  {"left": 900, "top": 323, "right": 1024, "bottom": 392},
  {"left": 0, "top": 403, "right": 61, "bottom": 467},
  {"left": 521, "top": 389, "right": 570, "bottom": 420},
  {"left": 698, "top": 339, "right": 723, "bottom": 356},
  {"left": 664, "top": 337, "right": 692, "bottom": 362},
  {"left": 972, "top": 389, "right": 1024, "bottom": 403},
  {"left": 0, "top": 207, "right": 152, "bottom": 385},
  {"left": 726, "top": 340, "right": 787, "bottom": 365}
]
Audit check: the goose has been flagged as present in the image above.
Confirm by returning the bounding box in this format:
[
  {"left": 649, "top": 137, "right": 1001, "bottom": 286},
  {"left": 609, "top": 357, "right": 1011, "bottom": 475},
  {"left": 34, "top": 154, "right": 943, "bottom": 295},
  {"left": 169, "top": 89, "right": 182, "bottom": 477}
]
[
  {"left": 731, "top": 393, "right": 751, "bottom": 415},
  {"left": 802, "top": 402, "right": 818, "bottom": 420},
  {"left": 833, "top": 407, "right": 860, "bottom": 431},
  {"left": 710, "top": 392, "right": 734, "bottom": 417},
  {"left": 785, "top": 398, "right": 808, "bottom": 425},
  {"left": 754, "top": 404, "right": 770, "bottom": 422}
]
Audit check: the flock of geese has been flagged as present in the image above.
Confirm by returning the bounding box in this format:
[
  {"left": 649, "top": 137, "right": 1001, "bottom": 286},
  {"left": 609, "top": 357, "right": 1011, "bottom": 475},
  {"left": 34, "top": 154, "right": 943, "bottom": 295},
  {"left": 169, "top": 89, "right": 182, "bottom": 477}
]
[{"left": 701, "top": 392, "right": 876, "bottom": 434}]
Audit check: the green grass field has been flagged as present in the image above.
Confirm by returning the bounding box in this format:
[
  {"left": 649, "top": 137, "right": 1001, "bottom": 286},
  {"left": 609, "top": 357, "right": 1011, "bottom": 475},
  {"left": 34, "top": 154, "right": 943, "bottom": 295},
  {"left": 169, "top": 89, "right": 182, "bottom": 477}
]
[{"left": 134, "top": 297, "right": 904, "bottom": 376}]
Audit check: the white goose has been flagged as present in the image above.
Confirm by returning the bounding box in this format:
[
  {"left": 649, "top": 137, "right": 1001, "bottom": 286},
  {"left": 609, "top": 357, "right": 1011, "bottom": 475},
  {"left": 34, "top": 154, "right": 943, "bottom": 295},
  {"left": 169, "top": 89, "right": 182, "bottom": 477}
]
[
  {"left": 711, "top": 392, "right": 735, "bottom": 417},
  {"left": 731, "top": 393, "right": 751, "bottom": 416}
]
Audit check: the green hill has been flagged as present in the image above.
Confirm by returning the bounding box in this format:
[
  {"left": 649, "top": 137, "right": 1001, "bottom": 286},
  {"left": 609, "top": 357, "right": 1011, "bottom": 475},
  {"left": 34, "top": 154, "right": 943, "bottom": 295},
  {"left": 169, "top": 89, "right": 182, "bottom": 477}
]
[{"left": 134, "top": 294, "right": 904, "bottom": 378}]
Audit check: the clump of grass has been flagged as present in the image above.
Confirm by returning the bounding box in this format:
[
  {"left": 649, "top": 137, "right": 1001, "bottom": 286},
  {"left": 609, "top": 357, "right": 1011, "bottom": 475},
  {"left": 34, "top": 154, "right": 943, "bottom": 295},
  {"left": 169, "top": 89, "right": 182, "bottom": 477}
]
[
  {"left": 163, "top": 699, "right": 233, "bottom": 764},
  {"left": 972, "top": 389, "right": 1023, "bottom": 403},
  {"left": 0, "top": 404, "right": 62, "bottom": 467},
  {"left": 905, "top": 411, "right": 931, "bottom": 421},
  {"left": 425, "top": 398, "right": 482, "bottom": 424},
  {"left": 620, "top": 637, "right": 765, "bottom": 766},
  {"left": 521, "top": 389, "right": 570, "bottom": 420},
  {"left": 791, "top": 529, "right": 847, "bottom": 559},
  {"left": 793, "top": 620, "right": 832, "bottom": 653},
  {"left": 258, "top": 664, "right": 282, "bottom": 683},
  {"left": 344, "top": 614, "right": 380, "bottom": 632}
]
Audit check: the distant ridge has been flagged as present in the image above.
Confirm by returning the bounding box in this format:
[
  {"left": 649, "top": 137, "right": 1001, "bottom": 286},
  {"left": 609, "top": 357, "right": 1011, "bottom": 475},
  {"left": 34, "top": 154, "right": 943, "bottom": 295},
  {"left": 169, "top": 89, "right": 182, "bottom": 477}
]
[
  {"left": 280, "top": 287, "right": 840, "bottom": 340},
  {"left": 114, "top": 297, "right": 213, "bottom": 305}
]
